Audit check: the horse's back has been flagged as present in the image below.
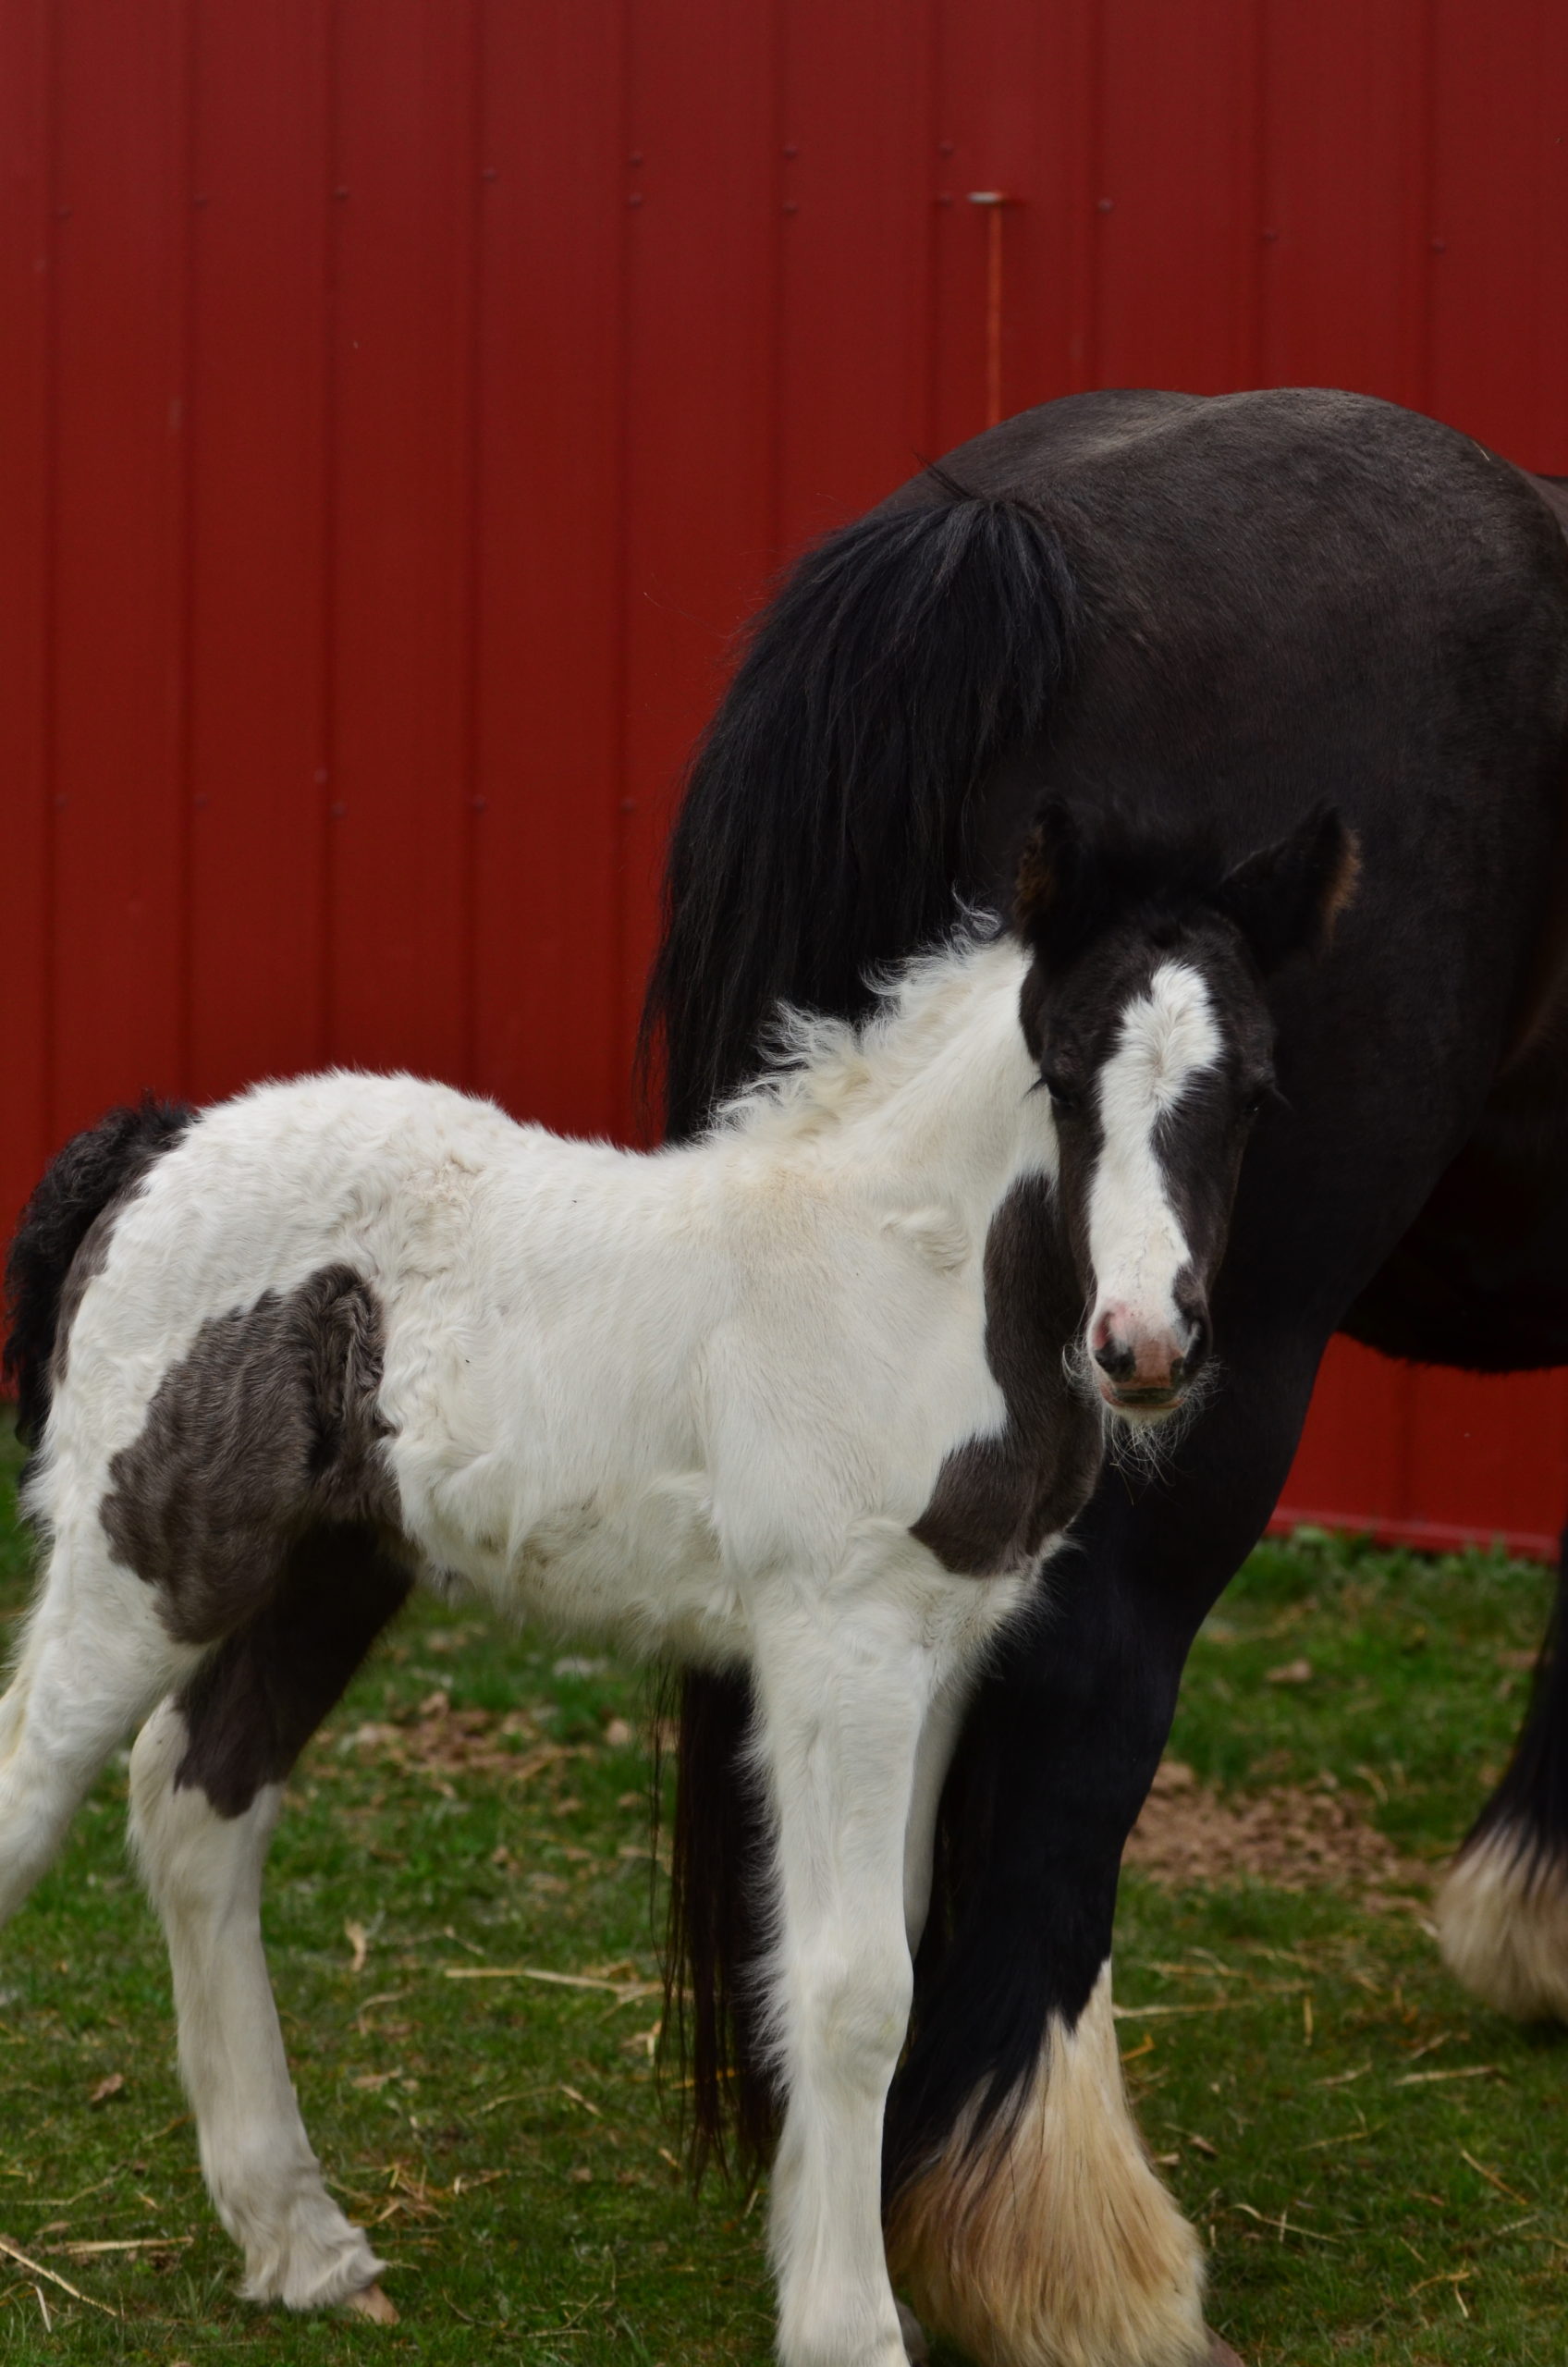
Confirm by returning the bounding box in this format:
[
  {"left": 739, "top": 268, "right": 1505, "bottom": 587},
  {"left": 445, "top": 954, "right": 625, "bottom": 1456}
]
[{"left": 888, "top": 388, "right": 1568, "bottom": 743}]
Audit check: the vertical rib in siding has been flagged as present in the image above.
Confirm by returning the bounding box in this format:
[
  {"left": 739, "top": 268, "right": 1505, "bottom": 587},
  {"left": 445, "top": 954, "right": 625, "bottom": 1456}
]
[
  {"left": 326, "top": 0, "right": 478, "bottom": 1081},
  {"left": 776, "top": 0, "right": 935, "bottom": 546},
  {"left": 933, "top": 0, "right": 1054, "bottom": 449},
  {"left": 1258, "top": 0, "right": 1431, "bottom": 408},
  {"left": 1428, "top": 0, "right": 1568, "bottom": 469},
  {"left": 50, "top": 0, "right": 192, "bottom": 1137},
  {"left": 471, "top": 0, "right": 628, "bottom": 1139},
  {"left": 187, "top": 1, "right": 331, "bottom": 1102},
  {"left": 619, "top": 0, "right": 778, "bottom": 1108},
  {"left": 1095, "top": 0, "right": 1264, "bottom": 394},
  {"left": 0, "top": 0, "right": 52, "bottom": 1241}
]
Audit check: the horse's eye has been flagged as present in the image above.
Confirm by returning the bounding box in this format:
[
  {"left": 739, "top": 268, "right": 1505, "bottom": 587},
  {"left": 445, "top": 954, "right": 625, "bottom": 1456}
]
[
  {"left": 1041, "top": 1072, "right": 1080, "bottom": 1113},
  {"left": 1241, "top": 1084, "right": 1272, "bottom": 1122}
]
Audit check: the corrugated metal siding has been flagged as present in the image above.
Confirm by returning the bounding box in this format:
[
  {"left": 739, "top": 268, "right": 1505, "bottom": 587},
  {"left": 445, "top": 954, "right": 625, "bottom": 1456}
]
[{"left": 3, "top": 0, "right": 1567, "bottom": 1549}]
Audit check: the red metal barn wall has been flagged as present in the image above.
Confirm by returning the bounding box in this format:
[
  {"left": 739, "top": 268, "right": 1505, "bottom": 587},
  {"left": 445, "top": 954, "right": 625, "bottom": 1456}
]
[{"left": 3, "top": 1, "right": 1567, "bottom": 1551}]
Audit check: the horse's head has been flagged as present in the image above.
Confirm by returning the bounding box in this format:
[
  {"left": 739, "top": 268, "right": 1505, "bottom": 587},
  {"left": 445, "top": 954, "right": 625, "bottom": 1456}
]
[{"left": 1013, "top": 800, "right": 1359, "bottom": 1422}]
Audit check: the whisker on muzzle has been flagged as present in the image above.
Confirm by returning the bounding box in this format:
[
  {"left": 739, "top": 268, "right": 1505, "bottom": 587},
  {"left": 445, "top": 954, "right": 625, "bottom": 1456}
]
[{"left": 1060, "top": 1335, "right": 1222, "bottom": 1483}]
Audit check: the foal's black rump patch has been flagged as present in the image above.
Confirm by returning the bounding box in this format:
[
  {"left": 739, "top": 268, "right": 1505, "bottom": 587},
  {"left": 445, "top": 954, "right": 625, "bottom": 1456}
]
[{"left": 102, "top": 1263, "right": 402, "bottom": 1647}]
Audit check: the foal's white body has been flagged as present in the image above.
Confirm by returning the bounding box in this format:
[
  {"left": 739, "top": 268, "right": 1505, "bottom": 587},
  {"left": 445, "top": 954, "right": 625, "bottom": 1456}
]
[{"left": 3, "top": 934, "right": 1083, "bottom": 2366}]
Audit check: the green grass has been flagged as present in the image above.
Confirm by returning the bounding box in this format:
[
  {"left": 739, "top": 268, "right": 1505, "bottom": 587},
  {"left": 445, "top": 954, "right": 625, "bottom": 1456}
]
[{"left": 2, "top": 1413, "right": 1567, "bottom": 2362}]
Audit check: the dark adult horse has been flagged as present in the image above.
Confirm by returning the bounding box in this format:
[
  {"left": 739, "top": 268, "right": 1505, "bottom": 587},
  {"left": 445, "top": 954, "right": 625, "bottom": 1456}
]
[{"left": 643, "top": 388, "right": 1568, "bottom": 2367}]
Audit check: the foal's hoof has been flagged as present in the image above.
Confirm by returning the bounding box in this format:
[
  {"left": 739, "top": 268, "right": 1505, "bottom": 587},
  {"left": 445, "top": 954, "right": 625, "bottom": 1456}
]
[
  {"left": 1206, "top": 2333, "right": 1245, "bottom": 2366},
  {"left": 344, "top": 2282, "right": 398, "bottom": 2325},
  {"left": 896, "top": 2299, "right": 929, "bottom": 2363}
]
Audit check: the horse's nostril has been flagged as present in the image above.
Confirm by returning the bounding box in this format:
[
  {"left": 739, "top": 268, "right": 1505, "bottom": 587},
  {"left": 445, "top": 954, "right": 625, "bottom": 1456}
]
[{"left": 1093, "top": 1338, "right": 1136, "bottom": 1381}]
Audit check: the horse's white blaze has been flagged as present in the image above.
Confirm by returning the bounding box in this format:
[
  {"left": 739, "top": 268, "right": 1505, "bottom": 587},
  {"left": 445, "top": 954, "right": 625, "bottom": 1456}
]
[{"left": 1087, "top": 961, "right": 1221, "bottom": 1375}]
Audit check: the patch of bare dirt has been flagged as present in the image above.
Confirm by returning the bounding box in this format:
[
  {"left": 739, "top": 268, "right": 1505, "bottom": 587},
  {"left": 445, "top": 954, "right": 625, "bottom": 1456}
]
[{"left": 1126, "top": 1760, "right": 1430, "bottom": 1902}]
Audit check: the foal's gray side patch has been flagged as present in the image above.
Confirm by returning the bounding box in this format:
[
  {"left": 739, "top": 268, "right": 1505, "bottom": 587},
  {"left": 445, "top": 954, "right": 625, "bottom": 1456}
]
[
  {"left": 912, "top": 1178, "right": 1102, "bottom": 1577},
  {"left": 101, "top": 1263, "right": 402, "bottom": 1646}
]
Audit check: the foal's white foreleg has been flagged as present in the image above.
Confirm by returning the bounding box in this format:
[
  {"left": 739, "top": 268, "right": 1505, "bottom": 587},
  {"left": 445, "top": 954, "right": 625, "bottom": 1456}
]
[
  {"left": 902, "top": 1677, "right": 969, "bottom": 1956},
  {"left": 751, "top": 1585, "right": 934, "bottom": 2367},
  {"left": 129, "top": 1701, "right": 388, "bottom": 2313}
]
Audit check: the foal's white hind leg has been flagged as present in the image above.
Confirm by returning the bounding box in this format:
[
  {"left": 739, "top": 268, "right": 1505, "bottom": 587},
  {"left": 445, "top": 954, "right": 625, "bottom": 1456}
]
[
  {"left": 750, "top": 1576, "right": 937, "bottom": 2367},
  {"left": 129, "top": 1700, "right": 390, "bottom": 2314},
  {"left": 0, "top": 1524, "right": 196, "bottom": 1927}
]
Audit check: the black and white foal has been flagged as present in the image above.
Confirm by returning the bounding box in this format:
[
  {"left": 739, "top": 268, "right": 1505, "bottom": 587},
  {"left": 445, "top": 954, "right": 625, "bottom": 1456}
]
[{"left": 0, "top": 805, "right": 1349, "bottom": 2363}]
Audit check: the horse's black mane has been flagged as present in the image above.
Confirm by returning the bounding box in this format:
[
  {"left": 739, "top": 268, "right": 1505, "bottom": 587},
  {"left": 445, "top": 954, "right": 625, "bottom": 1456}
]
[{"left": 640, "top": 488, "right": 1081, "bottom": 1140}]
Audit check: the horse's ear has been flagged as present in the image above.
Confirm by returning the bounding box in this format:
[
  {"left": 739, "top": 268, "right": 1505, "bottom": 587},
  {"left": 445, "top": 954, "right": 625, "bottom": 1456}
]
[
  {"left": 1013, "top": 799, "right": 1090, "bottom": 947},
  {"left": 1212, "top": 803, "right": 1361, "bottom": 974}
]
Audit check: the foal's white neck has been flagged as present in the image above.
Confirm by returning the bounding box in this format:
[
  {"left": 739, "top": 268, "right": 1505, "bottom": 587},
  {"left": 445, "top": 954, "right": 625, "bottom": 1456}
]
[{"left": 719, "top": 933, "right": 1052, "bottom": 1239}]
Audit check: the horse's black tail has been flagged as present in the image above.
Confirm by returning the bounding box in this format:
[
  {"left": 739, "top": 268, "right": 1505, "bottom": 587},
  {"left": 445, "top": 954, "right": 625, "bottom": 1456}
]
[
  {"left": 641, "top": 484, "right": 1083, "bottom": 2183},
  {"left": 3, "top": 1097, "right": 190, "bottom": 1462},
  {"left": 1439, "top": 1528, "right": 1568, "bottom": 2019},
  {"left": 639, "top": 485, "right": 1082, "bottom": 1140}
]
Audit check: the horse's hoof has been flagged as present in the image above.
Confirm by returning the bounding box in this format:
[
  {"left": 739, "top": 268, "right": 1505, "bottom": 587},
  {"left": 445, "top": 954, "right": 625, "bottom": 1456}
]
[
  {"left": 1206, "top": 2333, "right": 1245, "bottom": 2366},
  {"left": 344, "top": 2282, "right": 398, "bottom": 2325},
  {"left": 896, "top": 2299, "right": 930, "bottom": 2363}
]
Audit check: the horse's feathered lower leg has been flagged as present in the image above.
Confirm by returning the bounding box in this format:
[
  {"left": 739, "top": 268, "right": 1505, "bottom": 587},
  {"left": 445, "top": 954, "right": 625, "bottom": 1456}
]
[
  {"left": 887, "top": 1963, "right": 1204, "bottom": 2367},
  {"left": 1439, "top": 1525, "right": 1568, "bottom": 2019}
]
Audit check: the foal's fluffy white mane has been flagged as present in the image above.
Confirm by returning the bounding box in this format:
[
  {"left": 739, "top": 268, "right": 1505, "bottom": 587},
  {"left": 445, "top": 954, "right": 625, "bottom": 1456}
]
[{"left": 709, "top": 920, "right": 1021, "bottom": 1148}]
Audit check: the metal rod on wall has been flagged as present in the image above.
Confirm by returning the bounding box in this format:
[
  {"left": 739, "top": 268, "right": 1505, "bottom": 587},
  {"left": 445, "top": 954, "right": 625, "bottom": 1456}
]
[{"left": 968, "top": 191, "right": 1015, "bottom": 430}]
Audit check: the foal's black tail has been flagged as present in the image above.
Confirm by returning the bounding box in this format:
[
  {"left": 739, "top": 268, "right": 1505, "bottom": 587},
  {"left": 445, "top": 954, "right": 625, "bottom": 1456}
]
[
  {"left": 641, "top": 484, "right": 1083, "bottom": 2180},
  {"left": 3, "top": 1097, "right": 190, "bottom": 1464}
]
